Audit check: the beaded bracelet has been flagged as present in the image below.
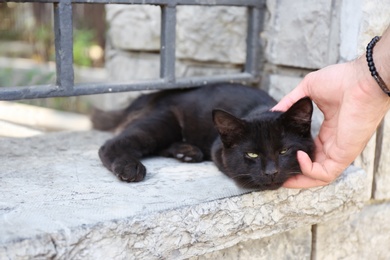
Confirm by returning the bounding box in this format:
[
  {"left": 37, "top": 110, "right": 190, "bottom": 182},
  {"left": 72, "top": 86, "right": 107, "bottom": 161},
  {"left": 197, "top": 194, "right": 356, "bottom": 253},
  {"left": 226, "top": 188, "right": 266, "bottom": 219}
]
[{"left": 366, "top": 36, "right": 390, "bottom": 97}]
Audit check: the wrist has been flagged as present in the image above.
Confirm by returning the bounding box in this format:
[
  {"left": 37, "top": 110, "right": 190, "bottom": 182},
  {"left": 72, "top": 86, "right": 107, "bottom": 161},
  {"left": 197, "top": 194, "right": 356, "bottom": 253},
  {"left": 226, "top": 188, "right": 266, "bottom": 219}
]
[
  {"left": 355, "top": 55, "right": 388, "bottom": 99},
  {"left": 374, "top": 29, "right": 390, "bottom": 88},
  {"left": 354, "top": 32, "right": 390, "bottom": 106},
  {"left": 353, "top": 54, "right": 390, "bottom": 112}
]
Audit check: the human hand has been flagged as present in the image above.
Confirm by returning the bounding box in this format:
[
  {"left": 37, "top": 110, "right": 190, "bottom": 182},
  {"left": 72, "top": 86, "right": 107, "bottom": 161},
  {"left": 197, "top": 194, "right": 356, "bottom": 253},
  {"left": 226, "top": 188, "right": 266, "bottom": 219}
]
[{"left": 273, "top": 57, "right": 390, "bottom": 188}]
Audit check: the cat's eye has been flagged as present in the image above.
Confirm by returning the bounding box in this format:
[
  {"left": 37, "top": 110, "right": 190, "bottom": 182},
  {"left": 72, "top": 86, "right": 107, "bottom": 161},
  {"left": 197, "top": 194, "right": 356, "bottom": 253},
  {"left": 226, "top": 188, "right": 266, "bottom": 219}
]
[
  {"left": 279, "top": 148, "right": 289, "bottom": 155},
  {"left": 245, "top": 152, "right": 259, "bottom": 159}
]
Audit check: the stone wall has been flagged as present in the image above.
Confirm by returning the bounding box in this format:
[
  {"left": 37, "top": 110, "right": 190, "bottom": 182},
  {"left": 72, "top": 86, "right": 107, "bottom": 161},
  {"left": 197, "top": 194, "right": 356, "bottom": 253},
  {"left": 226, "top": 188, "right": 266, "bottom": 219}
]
[{"left": 105, "top": 0, "right": 390, "bottom": 257}]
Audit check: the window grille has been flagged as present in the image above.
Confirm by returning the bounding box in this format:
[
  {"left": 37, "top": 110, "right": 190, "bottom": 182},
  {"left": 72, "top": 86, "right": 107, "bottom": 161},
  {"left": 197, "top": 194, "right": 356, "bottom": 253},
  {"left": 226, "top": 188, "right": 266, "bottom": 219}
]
[{"left": 1, "top": 0, "right": 265, "bottom": 101}]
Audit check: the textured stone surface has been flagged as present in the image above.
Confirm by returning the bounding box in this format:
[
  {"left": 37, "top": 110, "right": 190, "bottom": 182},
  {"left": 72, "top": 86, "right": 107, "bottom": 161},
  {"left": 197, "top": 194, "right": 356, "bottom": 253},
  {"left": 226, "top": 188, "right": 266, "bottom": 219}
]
[
  {"left": 356, "top": 0, "right": 390, "bottom": 53},
  {"left": 339, "top": 0, "right": 363, "bottom": 62},
  {"left": 339, "top": 0, "right": 390, "bottom": 60},
  {"left": 105, "top": 50, "right": 241, "bottom": 83},
  {"left": 0, "top": 131, "right": 367, "bottom": 259},
  {"left": 176, "top": 60, "right": 241, "bottom": 78},
  {"left": 264, "top": 0, "right": 339, "bottom": 69},
  {"left": 101, "top": 50, "right": 160, "bottom": 110},
  {"left": 176, "top": 6, "right": 246, "bottom": 64},
  {"left": 353, "top": 133, "right": 376, "bottom": 200},
  {"left": 106, "top": 5, "right": 161, "bottom": 51},
  {"left": 106, "top": 2, "right": 243, "bottom": 63},
  {"left": 266, "top": 74, "right": 302, "bottom": 102},
  {"left": 191, "top": 226, "right": 311, "bottom": 260},
  {"left": 105, "top": 49, "right": 160, "bottom": 82},
  {"left": 315, "top": 203, "right": 390, "bottom": 260},
  {"left": 103, "top": 51, "right": 242, "bottom": 110},
  {"left": 106, "top": 5, "right": 247, "bottom": 64},
  {"left": 373, "top": 113, "right": 390, "bottom": 200}
]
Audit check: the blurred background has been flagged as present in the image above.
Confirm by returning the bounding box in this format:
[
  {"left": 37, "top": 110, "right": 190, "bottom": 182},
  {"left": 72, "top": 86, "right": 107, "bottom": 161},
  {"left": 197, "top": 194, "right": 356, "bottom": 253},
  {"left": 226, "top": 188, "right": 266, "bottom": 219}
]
[{"left": 0, "top": 2, "right": 106, "bottom": 114}]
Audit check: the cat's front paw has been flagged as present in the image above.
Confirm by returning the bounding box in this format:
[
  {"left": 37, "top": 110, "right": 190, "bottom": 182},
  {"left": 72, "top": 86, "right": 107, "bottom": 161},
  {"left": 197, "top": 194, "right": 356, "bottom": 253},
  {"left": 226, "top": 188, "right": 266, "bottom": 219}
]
[
  {"left": 161, "top": 142, "right": 203, "bottom": 163},
  {"left": 111, "top": 156, "right": 146, "bottom": 182}
]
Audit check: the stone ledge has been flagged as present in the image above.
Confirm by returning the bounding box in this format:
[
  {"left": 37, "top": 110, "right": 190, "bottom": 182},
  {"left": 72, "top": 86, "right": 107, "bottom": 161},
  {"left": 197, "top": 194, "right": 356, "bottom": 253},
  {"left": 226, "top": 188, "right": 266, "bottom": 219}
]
[{"left": 0, "top": 131, "right": 367, "bottom": 259}]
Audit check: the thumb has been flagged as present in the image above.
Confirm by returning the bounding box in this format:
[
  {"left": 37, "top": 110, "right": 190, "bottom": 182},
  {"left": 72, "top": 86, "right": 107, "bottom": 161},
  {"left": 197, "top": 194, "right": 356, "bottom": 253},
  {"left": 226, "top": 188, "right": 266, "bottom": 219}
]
[
  {"left": 282, "top": 151, "right": 329, "bottom": 189},
  {"left": 297, "top": 150, "right": 339, "bottom": 184},
  {"left": 297, "top": 150, "right": 314, "bottom": 175}
]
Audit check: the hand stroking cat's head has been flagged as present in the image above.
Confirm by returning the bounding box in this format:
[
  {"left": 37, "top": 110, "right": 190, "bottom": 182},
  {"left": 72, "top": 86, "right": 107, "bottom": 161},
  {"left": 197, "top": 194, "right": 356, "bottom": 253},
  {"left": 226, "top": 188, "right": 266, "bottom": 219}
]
[{"left": 212, "top": 97, "right": 315, "bottom": 190}]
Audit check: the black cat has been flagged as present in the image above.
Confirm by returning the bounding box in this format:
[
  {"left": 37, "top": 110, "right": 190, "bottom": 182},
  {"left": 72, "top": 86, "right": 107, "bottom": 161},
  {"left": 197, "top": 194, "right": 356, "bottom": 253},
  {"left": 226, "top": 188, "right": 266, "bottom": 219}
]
[{"left": 93, "top": 83, "right": 315, "bottom": 190}]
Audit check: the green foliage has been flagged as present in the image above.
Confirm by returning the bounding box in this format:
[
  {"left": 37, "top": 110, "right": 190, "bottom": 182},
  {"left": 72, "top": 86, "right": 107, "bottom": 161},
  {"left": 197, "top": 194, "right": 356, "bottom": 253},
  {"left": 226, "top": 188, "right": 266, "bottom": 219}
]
[
  {"left": 0, "top": 67, "right": 55, "bottom": 88},
  {"left": 73, "top": 29, "right": 96, "bottom": 67}
]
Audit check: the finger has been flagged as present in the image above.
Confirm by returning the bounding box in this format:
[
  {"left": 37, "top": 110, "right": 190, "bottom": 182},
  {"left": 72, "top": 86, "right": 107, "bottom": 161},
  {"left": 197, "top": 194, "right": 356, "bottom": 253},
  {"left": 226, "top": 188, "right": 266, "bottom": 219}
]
[
  {"left": 282, "top": 151, "right": 331, "bottom": 189},
  {"left": 272, "top": 83, "right": 309, "bottom": 112},
  {"left": 297, "top": 150, "right": 342, "bottom": 183},
  {"left": 283, "top": 174, "right": 329, "bottom": 189}
]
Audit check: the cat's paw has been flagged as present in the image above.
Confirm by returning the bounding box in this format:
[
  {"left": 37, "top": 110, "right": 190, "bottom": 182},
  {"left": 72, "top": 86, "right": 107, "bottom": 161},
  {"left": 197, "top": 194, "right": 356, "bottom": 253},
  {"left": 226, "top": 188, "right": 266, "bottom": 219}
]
[
  {"left": 111, "top": 156, "right": 146, "bottom": 182},
  {"left": 161, "top": 143, "right": 203, "bottom": 163}
]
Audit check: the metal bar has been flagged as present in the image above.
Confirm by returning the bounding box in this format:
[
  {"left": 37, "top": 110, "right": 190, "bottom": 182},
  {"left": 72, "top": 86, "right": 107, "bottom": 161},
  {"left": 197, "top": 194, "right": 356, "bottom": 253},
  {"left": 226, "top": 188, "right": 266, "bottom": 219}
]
[
  {"left": 0, "top": 0, "right": 265, "bottom": 101},
  {"left": 53, "top": 0, "right": 74, "bottom": 91},
  {"left": 6, "top": 0, "right": 262, "bottom": 7},
  {"left": 1, "top": 73, "right": 256, "bottom": 100},
  {"left": 160, "top": 4, "right": 176, "bottom": 83},
  {"left": 244, "top": 5, "right": 264, "bottom": 77}
]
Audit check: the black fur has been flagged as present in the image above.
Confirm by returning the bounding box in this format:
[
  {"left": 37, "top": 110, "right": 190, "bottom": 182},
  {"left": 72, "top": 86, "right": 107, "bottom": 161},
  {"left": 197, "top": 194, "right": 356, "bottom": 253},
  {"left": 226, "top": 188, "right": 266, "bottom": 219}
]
[{"left": 93, "top": 83, "right": 315, "bottom": 190}]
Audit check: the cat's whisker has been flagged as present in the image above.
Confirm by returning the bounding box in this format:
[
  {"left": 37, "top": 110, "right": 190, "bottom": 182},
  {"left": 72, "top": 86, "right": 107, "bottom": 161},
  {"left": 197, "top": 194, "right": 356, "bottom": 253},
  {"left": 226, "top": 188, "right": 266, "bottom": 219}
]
[
  {"left": 229, "top": 175, "right": 257, "bottom": 188},
  {"left": 231, "top": 173, "right": 253, "bottom": 179},
  {"left": 240, "top": 179, "right": 256, "bottom": 188}
]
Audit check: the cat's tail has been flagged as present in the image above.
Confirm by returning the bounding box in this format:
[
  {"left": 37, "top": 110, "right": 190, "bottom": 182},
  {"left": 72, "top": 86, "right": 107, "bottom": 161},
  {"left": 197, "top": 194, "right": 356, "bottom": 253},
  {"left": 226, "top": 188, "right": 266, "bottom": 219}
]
[{"left": 90, "top": 108, "right": 126, "bottom": 131}]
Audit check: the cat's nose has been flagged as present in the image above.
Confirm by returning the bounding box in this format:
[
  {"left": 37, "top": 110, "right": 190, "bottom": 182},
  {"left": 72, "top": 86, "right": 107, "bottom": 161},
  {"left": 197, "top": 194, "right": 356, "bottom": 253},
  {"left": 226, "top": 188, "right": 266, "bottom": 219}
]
[{"left": 265, "top": 163, "right": 278, "bottom": 176}]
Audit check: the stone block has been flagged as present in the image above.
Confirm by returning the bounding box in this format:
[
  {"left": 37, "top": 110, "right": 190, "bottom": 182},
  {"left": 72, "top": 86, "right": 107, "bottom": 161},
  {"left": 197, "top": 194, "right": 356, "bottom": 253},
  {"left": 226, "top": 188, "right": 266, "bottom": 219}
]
[
  {"left": 106, "top": 5, "right": 161, "bottom": 51},
  {"left": 373, "top": 113, "right": 390, "bottom": 200},
  {"left": 0, "top": 131, "right": 367, "bottom": 259},
  {"left": 176, "top": 6, "right": 247, "bottom": 64},
  {"left": 315, "top": 203, "right": 390, "bottom": 259},
  {"left": 102, "top": 49, "right": 242, "bottom": 110},
  {"left": 340, "top": 0, "right": 390, "bottom": 59},
  {"left": 106, "top": 49, "right": 242, "bottom": 81},
  {"left": 339, "top": 0, "right": 363, "bottom": 62},
  {"left": 101, "top": 50, "right": 160, "bottom": 110},
  {"left": 191, "top": 226, "right": 311, "bottom": 260},
  {"left": 353, "top": 133, "right": 376, "bottom": 200},
  {"left": 265, "top": 73, "right": 302, "bottom": 101},
  {"left": 176, "top": 60, "right": 241, "bottom": 78},
  {"left": 106, "top": 5, "right": 247, "bottom": 64},
  {"left": 264, "top": 0, "right": 339, "bottom": 69}
]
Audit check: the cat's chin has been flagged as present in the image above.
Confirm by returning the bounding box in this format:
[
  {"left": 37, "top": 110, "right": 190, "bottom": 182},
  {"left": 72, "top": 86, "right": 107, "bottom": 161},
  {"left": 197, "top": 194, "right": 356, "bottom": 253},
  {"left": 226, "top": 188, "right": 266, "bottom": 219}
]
[
  {"left": 261, "top": 183, "right": 284, "bottom": 190},
  {"left": 239, "top": 181, "right": 284, "bottom": 191}
]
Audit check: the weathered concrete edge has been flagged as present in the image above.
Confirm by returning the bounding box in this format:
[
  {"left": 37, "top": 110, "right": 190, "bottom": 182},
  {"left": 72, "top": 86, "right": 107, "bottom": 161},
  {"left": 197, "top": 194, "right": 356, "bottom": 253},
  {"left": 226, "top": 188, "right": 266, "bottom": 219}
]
[{"left": 1, "top": 166, "right": 367, "bottom": 260}]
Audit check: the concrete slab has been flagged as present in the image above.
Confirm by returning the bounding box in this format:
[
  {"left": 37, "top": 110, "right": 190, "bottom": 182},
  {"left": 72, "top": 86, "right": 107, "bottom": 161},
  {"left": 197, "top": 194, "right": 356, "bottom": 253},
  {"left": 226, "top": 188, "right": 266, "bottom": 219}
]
[{"left": 0, "top": 131, "right": 368, "bottom": 259}]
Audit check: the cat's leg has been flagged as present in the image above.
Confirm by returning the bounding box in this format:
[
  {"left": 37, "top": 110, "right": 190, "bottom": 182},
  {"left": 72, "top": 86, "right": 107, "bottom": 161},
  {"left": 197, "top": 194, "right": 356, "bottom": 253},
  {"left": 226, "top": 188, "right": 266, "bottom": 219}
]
[
  {"left": 160, "top": 142, "right": 204, "bottom": 162},
  {"left": 98, "top": 110, "right": 182, "bottom": 182}
]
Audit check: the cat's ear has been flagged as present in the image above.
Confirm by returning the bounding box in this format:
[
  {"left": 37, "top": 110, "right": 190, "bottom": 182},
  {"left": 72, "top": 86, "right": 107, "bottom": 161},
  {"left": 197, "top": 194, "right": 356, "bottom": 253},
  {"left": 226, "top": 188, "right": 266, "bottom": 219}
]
[
  {"left": 281, "top": 97, "right": 313, "bottom": 135},
  {"left": 212, "top": 109, "right": 248, "bottom": 147}
]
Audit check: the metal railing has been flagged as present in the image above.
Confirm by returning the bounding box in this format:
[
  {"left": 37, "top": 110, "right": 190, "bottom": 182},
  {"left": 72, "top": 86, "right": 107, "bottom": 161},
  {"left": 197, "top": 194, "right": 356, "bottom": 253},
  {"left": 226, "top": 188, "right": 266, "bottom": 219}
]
[{"left": 1, "top": 0, "right": 265, "bottom": 100}]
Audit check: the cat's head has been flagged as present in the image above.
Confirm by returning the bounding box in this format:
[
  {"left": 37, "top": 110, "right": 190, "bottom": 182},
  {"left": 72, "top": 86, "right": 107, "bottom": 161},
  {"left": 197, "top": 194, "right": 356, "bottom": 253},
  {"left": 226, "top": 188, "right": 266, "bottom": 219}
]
[{"left": 212, "top": 97, "right": 315, "bottom": 190}]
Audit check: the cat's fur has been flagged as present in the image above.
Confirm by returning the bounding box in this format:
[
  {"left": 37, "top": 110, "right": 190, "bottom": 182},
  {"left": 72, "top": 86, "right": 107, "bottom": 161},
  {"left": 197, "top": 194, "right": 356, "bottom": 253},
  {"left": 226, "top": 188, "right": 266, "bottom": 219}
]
[{"left": 93, "top": 83, "right": 315, "bottom": 190}]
